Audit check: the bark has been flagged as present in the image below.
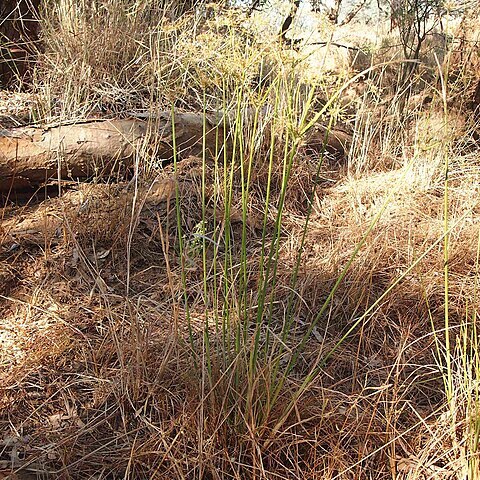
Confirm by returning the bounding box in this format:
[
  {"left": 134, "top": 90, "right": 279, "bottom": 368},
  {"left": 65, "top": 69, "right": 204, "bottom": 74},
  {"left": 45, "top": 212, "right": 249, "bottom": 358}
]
[
  {"left": 0, "top": 113, "right": 226, "bottom": 192},
  {"left": 0, "top": 112, "right": 352, "bottom": 192}
]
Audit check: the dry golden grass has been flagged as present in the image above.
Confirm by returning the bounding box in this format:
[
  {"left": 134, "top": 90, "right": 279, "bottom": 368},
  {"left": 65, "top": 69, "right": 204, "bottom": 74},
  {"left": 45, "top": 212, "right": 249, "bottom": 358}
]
[
  {"left": 1, "top": 1, "right": 480, "bottom": 479},
  {"left": 1, "top": 131, "right": 479, "bottom": 478}
]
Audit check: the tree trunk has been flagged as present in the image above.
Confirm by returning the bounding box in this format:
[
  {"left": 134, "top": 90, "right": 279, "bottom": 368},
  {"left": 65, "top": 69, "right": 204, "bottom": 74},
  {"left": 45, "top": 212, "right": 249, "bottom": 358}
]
[
  {"left": 0, "top": 113, "right": 227, "bottom": 191},
  {"left": 0, "top": 113, "right": 352, "bottom": 192}
]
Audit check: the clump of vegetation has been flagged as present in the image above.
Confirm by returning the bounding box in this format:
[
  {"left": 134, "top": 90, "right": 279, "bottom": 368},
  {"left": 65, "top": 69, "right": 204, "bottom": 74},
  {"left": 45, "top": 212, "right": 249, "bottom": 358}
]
[{"left": 1, "top": 1, "right": 480, "bottom": 479}]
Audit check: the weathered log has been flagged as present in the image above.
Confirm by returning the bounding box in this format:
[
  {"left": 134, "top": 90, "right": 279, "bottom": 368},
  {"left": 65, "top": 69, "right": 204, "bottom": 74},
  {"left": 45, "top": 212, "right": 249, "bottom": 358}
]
[
  {"left": 0, "top": 113, "right": 226, "bottom": 192},
  {"left": 0, "top": 112, "right": 352, "bottom": 192}
]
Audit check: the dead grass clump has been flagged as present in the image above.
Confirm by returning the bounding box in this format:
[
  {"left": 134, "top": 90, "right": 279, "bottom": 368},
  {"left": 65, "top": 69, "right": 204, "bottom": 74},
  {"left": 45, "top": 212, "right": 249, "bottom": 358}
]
[
  {"left": 33, "top": 0, "right": 279, "bottom": 121},
  {"left": 1, "top": 118, "right": 479, "bottom": 478},
  {"left": 2, "top": 2, "right": 480, "bottom": 479}
]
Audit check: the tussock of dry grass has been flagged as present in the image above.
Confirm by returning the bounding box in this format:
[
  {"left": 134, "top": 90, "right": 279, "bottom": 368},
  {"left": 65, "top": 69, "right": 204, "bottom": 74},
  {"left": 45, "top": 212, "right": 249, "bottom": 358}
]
[
  {"left": 1, "top": 127, "right": 479, "bottom": 478},
  {"left": 2, "top": 1, "right": 480, "bottom": 479}
]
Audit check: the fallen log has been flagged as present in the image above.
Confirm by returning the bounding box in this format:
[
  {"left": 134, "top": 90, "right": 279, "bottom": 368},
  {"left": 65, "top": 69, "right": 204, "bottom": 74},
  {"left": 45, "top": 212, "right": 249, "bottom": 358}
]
[
  {"left": 0, "top": 112, "right": 352, "bottom": 192},
  {"left": 0, "top": 113, "right": 225, "bottom": 192}
]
